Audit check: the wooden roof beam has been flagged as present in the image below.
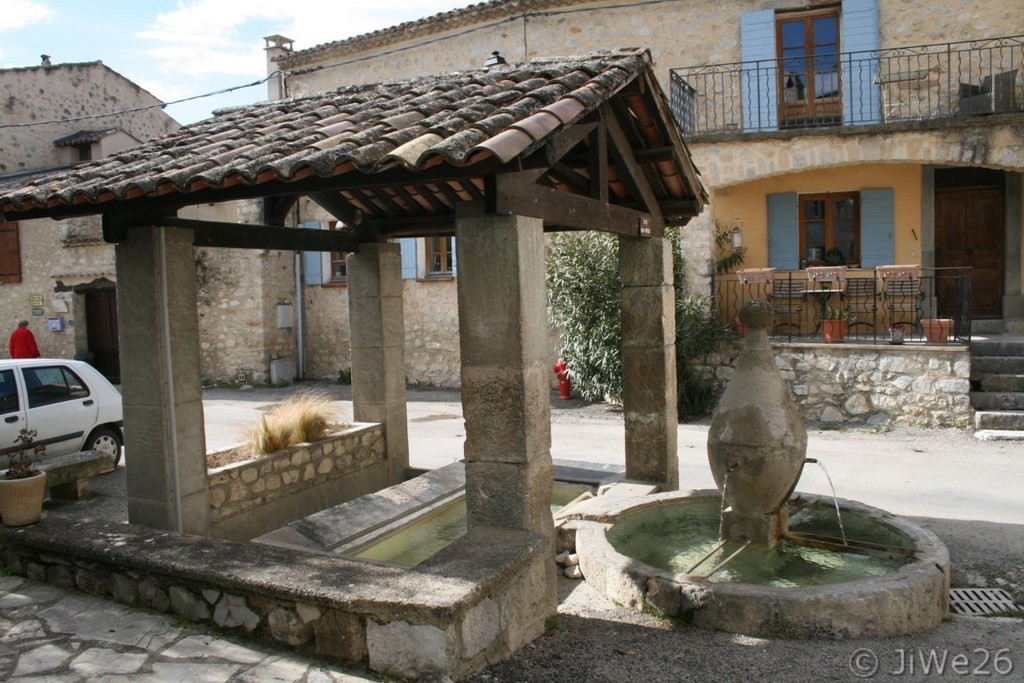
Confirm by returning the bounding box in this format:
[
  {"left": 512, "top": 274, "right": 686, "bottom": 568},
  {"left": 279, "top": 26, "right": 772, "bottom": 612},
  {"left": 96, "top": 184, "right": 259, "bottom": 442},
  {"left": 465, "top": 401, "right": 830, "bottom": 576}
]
[{"left": 490, "top": 171, "right": 660, "bottom": 237}]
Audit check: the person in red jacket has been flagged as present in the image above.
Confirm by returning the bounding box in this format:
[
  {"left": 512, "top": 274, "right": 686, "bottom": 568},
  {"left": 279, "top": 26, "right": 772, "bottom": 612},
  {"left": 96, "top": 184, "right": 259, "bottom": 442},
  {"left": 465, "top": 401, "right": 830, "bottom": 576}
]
[{"left": 9, "top": 320, "right": 40, "bottom": 359}]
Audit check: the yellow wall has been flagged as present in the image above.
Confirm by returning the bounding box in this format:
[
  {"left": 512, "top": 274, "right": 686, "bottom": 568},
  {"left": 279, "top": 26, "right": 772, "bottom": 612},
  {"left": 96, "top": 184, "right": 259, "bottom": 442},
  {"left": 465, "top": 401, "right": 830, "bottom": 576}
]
[{"left": 712, "top": 163, "right": 923, "bottom": 268}]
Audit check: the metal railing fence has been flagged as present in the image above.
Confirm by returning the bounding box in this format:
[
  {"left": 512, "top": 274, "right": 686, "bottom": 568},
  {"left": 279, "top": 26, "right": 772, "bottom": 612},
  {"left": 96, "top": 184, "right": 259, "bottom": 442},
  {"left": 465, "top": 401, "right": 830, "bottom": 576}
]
[{"left": 671, "top": 35, "right": 1023, "bottom": 135}]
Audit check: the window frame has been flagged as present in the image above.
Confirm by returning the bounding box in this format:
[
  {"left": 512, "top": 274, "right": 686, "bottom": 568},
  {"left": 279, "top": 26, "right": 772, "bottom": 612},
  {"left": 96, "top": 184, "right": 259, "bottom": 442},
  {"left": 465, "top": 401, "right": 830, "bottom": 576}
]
[
  {"left": 424, "top": 236, "right": 454, "bottom": 278},
  {"left": 775, "top": 6, "right": 842, "bottom": 125},
  {"left": 326, "top": 221, "right": 348, "bottom": 284},
  {"left": 798, "top": 191, "right": 861, "bottom": 267}
]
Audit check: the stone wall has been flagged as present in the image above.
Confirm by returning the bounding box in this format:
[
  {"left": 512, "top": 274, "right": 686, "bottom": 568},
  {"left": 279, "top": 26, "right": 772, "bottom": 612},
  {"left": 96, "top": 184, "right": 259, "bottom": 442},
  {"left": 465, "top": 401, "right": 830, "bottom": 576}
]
[
  {"left": 0, "top": 515, "right": 553, "bottom": 679},
  {"left": 207, "top": 423, "right": 387, "bottom": 540},
  {"left": 0, "top": 61, "right": 179, "bottom": 174},
  {"left": 283, "top": 0, "right": 1023, "bottom": 97},
  {"left": 699, "top": 342, "right": 972, "bottom": 428}
]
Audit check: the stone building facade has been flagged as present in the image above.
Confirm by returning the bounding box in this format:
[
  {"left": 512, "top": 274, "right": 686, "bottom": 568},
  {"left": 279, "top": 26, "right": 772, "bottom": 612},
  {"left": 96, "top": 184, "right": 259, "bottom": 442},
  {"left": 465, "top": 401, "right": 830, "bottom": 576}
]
[
  {"left": 0, "top": 61, "right": 293, "bottom": 385},
  {"left": 273, "top": 0, "right": 1024, "bottom": 400},
  {"left": 0, "top": 61, "right": 180, "bottom": 374}
]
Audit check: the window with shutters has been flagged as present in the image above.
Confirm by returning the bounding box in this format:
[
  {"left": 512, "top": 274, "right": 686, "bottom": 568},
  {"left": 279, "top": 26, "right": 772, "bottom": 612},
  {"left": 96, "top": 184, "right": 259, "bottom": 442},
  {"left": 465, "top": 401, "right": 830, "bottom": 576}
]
[
  {"left": 0, "top": 222, "right": 22, "bottom": 284},
  {"left": 799, "top": 192, "right": 860, "bottom": 266}
]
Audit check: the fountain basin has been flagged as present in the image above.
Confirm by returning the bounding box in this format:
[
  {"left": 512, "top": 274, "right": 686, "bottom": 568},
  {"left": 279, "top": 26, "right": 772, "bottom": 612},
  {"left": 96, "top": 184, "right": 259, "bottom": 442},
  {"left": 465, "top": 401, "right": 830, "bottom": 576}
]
[{"left": 569, "top": 490, "right": 950, "bottom": 638}]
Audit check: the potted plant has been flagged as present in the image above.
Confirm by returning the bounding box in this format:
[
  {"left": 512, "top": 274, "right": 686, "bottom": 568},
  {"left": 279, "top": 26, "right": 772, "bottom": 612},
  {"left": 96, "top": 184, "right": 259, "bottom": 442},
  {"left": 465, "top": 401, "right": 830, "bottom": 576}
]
[
  {"left": 821, "top": 306, "right": 852, "bottom": 343},
  {"left": 921, "top": 318, "right": 954, "bottom": 344},
  {"left": 888, "top": 323, "right": 906, "bottom": 345},
  {"left": 0, "top": 429, "right": 47, "bottom": 527}
]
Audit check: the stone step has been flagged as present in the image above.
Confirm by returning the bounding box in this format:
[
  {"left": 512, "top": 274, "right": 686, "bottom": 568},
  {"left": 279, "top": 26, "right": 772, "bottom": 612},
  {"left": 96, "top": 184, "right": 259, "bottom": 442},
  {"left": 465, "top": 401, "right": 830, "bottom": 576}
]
[
  {"left": 970, "top": 339, "right": 1024, "bottom": 356},
  {"left": 974, "top": 429, "right": 1024, "bottom": 441},
  {"left": 974, "top": 410, "right": 1024, "bottom": 430},
  {"left": 970, "top": 392, "right": 1024, "bottom": 411},
  {"left": 971, "top": 356, "right": 1024, "bottom": 376},
  {"left": 977, "top": 374, "right": 1024, "bottom": 392}
]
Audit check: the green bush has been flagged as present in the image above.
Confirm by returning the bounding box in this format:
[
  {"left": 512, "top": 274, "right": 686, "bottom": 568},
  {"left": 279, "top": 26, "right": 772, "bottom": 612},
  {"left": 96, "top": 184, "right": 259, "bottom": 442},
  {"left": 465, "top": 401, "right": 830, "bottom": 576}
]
[
  {"left": 546, "top": 230, "right": 730, "bottom": 418},
  {"left": 546, "top": 233, "right": 623, "bottom": 402}
]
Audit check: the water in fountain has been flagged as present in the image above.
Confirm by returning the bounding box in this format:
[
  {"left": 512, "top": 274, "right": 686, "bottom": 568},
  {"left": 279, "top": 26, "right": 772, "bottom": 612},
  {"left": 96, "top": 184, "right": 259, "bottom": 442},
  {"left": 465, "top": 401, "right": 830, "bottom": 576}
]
[{"left": 607, "top": 496, "right": 912, "bottom": 586}]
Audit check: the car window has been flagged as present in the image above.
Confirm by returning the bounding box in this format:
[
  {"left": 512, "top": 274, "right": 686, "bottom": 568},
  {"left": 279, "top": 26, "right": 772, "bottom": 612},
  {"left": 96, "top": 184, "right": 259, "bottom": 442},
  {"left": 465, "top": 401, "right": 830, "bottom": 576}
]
[
  {"left": 23, "top": 365, "right": 91, "bottom": 409},
  {"left": 0, "top": 370, "right": 18, "bottom": 414}
]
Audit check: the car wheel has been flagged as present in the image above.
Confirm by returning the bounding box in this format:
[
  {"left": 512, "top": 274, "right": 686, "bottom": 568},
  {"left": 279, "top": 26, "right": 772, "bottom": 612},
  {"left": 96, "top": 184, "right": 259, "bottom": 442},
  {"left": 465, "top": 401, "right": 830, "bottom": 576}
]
[{"left": 85, "top": 427, "right": 123, "bottom": 467}]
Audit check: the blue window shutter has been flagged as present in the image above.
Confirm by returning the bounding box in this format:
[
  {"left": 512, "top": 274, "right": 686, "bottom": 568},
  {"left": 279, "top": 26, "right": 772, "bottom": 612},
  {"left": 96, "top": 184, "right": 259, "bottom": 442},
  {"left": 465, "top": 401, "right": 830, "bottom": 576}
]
[
  {"left": 399, "top": 238, "right": 417, "bottom": 279},
  {"left": 767, "top": 193, "right": 799, "bottom": 269},
  {"left": 740, "top": 10, "right": 777, "bottom": 132},
  {"left": 859, "top": 188, "right": 894, "bottom": 267},
  {"left": 841, "top": 0, "right": 881, "bottom": 125},
  {"left": 450, "top": 237, "right": 457, "bottom": 276},
  {"left": 301, "top": 220, "right": 322, "bottom": 286}
]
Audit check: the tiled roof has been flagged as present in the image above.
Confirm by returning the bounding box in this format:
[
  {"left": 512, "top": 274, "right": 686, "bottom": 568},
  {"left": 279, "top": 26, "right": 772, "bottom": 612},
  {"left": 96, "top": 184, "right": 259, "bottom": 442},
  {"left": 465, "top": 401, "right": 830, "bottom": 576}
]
[
  {"left": 53, "top": 129, "right": 119, "bottom": 147},
  {"left": 0, "top": 50, "right": 704, "bottom": 228}
]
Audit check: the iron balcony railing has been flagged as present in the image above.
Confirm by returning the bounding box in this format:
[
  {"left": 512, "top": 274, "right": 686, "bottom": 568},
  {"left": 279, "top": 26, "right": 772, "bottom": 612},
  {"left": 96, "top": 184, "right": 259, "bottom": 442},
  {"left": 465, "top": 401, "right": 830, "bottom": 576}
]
[
  {"left": 715, "top": 267, "right": 972, "bottom": 345},
  {"left": 671, "top": 35, "right": 1023, "bottom": 135}
]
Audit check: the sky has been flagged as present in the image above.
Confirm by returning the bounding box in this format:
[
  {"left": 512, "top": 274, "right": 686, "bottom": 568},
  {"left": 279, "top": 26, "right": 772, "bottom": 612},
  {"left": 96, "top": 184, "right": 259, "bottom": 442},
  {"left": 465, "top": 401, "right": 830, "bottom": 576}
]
[{"left": 0, "top": 0, "right": 475, "bottom": 125}]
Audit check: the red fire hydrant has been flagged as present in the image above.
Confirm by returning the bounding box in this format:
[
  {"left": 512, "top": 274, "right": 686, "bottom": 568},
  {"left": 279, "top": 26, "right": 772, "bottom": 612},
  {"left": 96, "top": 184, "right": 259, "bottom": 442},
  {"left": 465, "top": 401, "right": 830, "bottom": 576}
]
[{"left": 553, "top": 357, "right": 572, "bottom": 400}]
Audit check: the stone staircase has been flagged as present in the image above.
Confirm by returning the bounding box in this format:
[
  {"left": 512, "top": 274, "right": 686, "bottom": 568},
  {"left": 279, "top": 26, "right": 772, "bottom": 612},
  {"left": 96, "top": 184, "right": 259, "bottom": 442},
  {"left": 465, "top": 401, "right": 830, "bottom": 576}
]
[{"left": 970, "top": 336, "right": 1024, "bottom": 440}]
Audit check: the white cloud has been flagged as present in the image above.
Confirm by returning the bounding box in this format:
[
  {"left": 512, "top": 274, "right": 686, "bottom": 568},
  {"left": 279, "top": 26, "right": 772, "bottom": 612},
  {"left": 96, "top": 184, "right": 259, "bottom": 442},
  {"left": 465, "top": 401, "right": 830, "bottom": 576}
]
[
  {"left": 0, "top": 0, "right": 52, "bottom": 33},
  {"left": 136, "top": 0, "right": 467, "bottom": 79}
]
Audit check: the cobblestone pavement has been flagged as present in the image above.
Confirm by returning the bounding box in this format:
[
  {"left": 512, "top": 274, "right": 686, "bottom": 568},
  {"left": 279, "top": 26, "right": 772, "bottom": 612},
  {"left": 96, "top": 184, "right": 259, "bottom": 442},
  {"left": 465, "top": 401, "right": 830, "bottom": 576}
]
[{"left": 0, "top": 575, "right": 376, "bottom": 682}]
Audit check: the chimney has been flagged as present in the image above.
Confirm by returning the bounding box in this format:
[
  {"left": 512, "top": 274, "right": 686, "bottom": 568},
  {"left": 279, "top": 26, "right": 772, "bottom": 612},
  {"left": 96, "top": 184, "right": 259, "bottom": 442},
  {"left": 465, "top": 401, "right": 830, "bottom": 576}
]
[
  {"left": 40, "top": 54, "right": 51, "bottom": 67},
  {"left": 263, "top": 35, "right": 294, "bottom": 101},
  {"left": 484, "top": 51, "right": 507, "bottom": 68}
]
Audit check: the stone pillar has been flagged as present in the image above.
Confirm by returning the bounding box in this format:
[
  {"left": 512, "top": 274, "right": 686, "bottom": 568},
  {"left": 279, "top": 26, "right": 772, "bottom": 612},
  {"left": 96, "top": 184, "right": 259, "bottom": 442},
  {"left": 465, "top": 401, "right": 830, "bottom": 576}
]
[
  {"left": 347, "top": 243, "right": 409, "bottom": 484},
  {"left": 619, "top": 235, "right": 679, "bottom": 489},
  {"left": 115, "top": 225, "right": 211, "bottom": 534},
  {"left": 455, "top": 212, "right": 553, "bottom": 535}
]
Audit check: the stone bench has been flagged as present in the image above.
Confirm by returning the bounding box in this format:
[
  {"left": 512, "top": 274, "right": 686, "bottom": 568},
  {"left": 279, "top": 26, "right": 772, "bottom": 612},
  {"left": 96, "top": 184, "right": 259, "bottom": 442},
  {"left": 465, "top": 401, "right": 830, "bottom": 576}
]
[{"left": 37, "top": 450, "right": 115, "bottom": 501}]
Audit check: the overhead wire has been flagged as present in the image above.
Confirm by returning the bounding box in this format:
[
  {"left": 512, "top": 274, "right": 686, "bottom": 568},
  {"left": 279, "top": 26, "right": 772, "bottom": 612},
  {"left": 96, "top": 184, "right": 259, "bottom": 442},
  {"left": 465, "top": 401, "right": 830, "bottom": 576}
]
[{"left": 0, "top": 73, "right": 276, "bottom": 130}]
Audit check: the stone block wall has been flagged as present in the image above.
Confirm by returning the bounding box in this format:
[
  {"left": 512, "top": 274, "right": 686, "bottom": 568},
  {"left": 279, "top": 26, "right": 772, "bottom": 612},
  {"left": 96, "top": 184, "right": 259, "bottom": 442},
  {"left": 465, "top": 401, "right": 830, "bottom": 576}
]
[
  {"left": 304, "top": 278, "right": 464, "bottom": 387},
  {"left": 699, "top": 342, "right": 972, "bottom": 428},
  {"left": 0, "top": 516, "right": 554, "bottom": 679},
  {"left": 207, "top": 423, "right": 387, "bottom": 540}
]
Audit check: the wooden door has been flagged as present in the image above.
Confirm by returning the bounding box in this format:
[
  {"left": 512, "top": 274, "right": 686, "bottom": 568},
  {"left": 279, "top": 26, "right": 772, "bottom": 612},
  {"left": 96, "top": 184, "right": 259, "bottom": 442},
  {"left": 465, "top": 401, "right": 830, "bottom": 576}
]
[
  {"left": 85, "top": 291, "right": 120, "bottom": 383},
  {"left": 935, "top": 186, "right": 1005, "bottom": 319}
]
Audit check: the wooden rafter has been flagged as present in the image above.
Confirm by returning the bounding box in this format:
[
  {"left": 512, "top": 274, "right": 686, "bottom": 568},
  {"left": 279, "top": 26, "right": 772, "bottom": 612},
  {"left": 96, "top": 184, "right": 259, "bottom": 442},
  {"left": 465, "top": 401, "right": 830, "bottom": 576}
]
[{"left": 603, "top": 103, "right": 663, "bottom": 224}]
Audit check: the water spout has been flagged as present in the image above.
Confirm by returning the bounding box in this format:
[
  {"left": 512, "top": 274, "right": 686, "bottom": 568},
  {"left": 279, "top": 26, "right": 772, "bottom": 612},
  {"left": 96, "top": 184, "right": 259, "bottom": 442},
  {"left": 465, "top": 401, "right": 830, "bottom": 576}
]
[
  {"left": 808, "top": 458, "right": 847, "bottom": 546},
  {"left": 718, "top": 470, "right": 731, "bottom": 539}
]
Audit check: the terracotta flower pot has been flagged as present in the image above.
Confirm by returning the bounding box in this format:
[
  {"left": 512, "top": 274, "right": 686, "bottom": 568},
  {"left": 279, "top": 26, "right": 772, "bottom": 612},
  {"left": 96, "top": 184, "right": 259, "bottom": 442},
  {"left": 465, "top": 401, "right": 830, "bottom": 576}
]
[
  {"left": 921, "top": 318, "right": 953, "bottom": 345},
  {"left": 822, "top": 319, "right": 847, "bottom": 343},
  {"left": 0, "top": 471, "right": 47, "bottom": 526}
]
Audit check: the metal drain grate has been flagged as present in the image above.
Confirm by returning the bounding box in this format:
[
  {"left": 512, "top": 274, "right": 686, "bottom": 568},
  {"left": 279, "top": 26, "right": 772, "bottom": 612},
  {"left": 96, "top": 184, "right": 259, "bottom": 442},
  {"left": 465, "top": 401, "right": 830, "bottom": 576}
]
[{"left": 949, "top": 588, "right": 1020, "bottom": 616}]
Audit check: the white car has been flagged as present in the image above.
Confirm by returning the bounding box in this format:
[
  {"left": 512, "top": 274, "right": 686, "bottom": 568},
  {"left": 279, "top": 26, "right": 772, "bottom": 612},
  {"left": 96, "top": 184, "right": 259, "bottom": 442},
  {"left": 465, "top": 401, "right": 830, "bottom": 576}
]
[{"left": 0, "top": 358, "right": 124, "bottom": 466}]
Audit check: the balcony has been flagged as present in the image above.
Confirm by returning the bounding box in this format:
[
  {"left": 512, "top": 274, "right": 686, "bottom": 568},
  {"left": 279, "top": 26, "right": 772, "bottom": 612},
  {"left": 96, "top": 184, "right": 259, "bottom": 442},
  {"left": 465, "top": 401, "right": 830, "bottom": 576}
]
[
  {"left": 716, "top": 267, "right": 972, "bottom": 345},
  {"left": 670, "top": 35, "right": 1023, "bottom": 136}
]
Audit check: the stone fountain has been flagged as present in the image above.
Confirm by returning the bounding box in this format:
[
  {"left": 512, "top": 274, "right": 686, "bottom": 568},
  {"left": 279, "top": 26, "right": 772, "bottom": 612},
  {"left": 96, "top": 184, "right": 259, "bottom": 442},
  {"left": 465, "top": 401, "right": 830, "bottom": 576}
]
[
  {"left": 707, "top": 298, "right": 806, "bottom": 549},
  {"left": 563, "top": 300, "right": 951, "bottom": 638}
]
